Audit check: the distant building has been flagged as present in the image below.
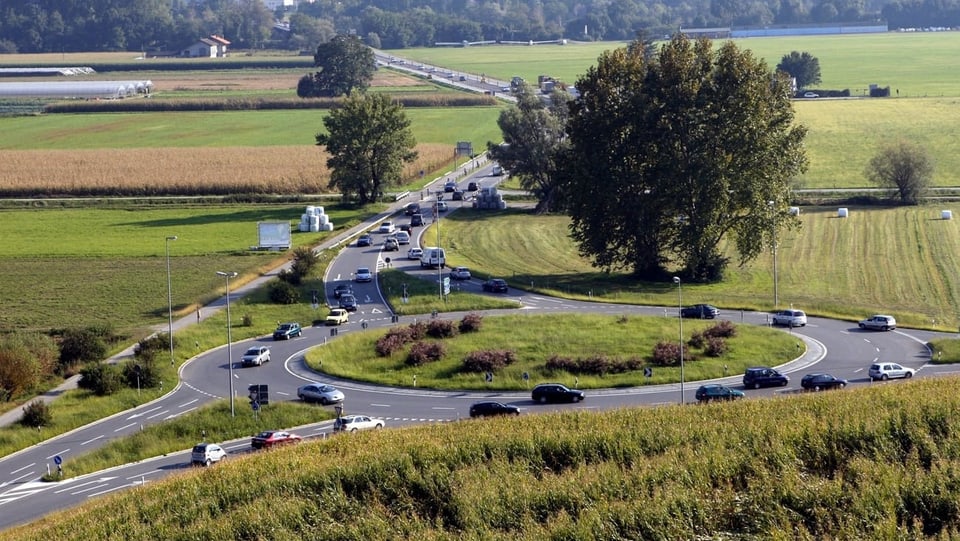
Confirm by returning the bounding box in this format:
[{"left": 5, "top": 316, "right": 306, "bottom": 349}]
[{"left": 181, "top": 35, "right": 231, "bottom": 58}]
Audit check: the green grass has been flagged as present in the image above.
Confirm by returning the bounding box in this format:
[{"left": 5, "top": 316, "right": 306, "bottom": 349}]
[
  {"left": 0, "top": 107, "right": 503, "bottom": 149},
  {"left": 305, "top": 313, "right": 799, "bottom": 390},
  {"left": 378, "top": 268, "right": 519, "bottom": 315},
  {"left": 8, "top": 378, "right": 960, "bottom": 539}
]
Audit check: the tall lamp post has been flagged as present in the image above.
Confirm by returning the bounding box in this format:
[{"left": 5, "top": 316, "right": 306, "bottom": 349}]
[
  {"left": 769, "top": 200, "right": 779, "bottom": 308},
  {"left": 216, "top": 271, "right": 238, "bottom": 417},
  {"left": 165, "top": 236, "right": 178, "bottom": 366},
  {"left": 673, "top": 276, "right": 684, "bottom": 404}
]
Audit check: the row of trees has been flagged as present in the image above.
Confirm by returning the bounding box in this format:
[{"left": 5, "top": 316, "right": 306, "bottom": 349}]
[{"left": 1, "top": 0, "right": 957, "bottom": 53}]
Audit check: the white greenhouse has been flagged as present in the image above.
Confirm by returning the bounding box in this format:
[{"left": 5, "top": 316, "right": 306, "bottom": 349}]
[{"left": 0, "top": 81, "right": 153, "bottom": 99}]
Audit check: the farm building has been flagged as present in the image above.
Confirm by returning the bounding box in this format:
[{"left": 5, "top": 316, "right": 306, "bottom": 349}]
[
  {"left": 0, "top": 81, "right": 153, "bottom": 99},
  {"left": 181, "top": 35, "right": 231, "bottom": 58}
]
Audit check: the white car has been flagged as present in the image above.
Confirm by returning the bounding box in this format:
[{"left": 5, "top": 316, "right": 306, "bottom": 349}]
[
  {"left": 408, "top": 247, "right": 423, "bottom": 260},
  {"left": 333, "top": 414, "right": 385, "bottom": 432},
  {"left": 869, "top": 362, "right": 915, "bottom": 381},
  {"left": 191, "top": 443, "right": 227, "bottom": 466},
  {"left": 240, "top": 346, "right": 271, "bottom": 367},
  {"left": 297, "top": 383, "right": 345, "bottom": 405},
  {"left": 450, "top": 266, "right": 472, "bottom": 280},
  {"left": 803, "top": 91, "right": 819, "bottom": 98},
  {"left": 772, "top": 309, "right": 807, "bottom": 327},
  {"left": 859, "top": 314, "right": 896, "bottom": 331},
  {"left": 394, "top": 231, "right": 410, "bottom": 245},
  {"left": 355, "top": 267, "right": 373, "bottom": 282},
  {"left": 378, "top": 221, "right": 395, "bottom": 234}
]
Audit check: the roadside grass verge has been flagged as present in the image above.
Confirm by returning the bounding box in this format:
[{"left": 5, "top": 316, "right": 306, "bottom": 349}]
[
  {"left": 377, "top": 268, "right": 519, "bottom": 316},
  {"left": 42, "top": 401, "right": 334, "bottom": 481},
  {"left": 7, "top": 378, "right": 960, "bottom": 539},
  {"left": 304, "top": 313, "right": 799, "bottom": 390},
  {"left": 427, "top": 205, "right": 960, "bottom": 331}
]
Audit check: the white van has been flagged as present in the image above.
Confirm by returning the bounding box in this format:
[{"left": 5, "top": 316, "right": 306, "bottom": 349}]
[{"left": 420, "top": 247, "right": 446, "bottom": 268}]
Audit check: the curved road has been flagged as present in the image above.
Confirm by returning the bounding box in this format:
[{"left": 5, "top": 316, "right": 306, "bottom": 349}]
[{"left": 0, "top": 163, "right": 948, "bottom": 530}]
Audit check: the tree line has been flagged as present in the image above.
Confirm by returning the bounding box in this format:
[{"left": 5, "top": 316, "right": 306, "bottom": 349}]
[{"left": 1, "top": 0, "right": 957, "bottom": 54}]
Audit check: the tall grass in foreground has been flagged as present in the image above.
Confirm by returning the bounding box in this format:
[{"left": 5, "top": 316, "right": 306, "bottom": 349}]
[{"left": 8, "top": 378, "right": 960, "bottom": 539}]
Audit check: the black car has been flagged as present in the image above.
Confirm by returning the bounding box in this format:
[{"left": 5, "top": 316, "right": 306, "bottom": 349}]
[
  {"left": 333, "top": 284, "right": 353, "bottom": 299},
  {"left": 398, "top": 223, "right": 412, "bottom": 233},
  {"left": 482, "top": 278, "right": 509, "bottom": 293},
  {"left": 800, "top": 373, "right": 848, "bottom": 391},
  {"left": 403, "top": 202, "right": 420, "bottom": 216},
  {"left": 356, "top": 234, "right": 373, "bottom": 247},
  {"left": 531, "top": 383, "right": 584, "bottom": 403},
  {"left": 467, "top": 181, "right": 479, "bottom": 191},
  {"left": 452, "top": 190, "right": 464, "bottom": 201},
  {"left": 469, "top": 401, "right": 521, "bottom": 418},
  {"left": 742, "top": 366, "right": 789, "bottom": 389},
  {"left": 410, "top": 214, "right": 424, "bottom": 227},
  {"left": 695, "top": 384, "right": 745, "bottom": 403},
  {"left": 680, "top": 304, "right": 720, "bottom": 319},
  {"left": 338, "top": 294, "right": 358, "bottom": 312}
]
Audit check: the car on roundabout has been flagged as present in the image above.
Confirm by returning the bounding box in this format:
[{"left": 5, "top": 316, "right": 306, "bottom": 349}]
[
  {"left": 482, "top": 278, "right": 509, "bottom": 293},
  {"left": 859, "top": 315, "right": 896, "bottom": 331},
  {"left": 338, "top": 294, "right": 358, "bottom": 312},
  {"left": 772, "top": 309, "right": 807, "bottom": 327},
  {"left": 333, "top": 284, "right": 353, "bottom": 299},
  {"left": 325, "top": 308, "right": 349, "bottom": 326},
  {"left": 695, "top": 384, "right": 745, "bottom": 403},
  {"left": 355, "top": 267, "right": 373, "bottom": 282},
  {"left": 868, "top": 362, "right": 915, "bottom": 381},
  {"left": 531, "top": 383, "right": 584, "bottom": 403},
  {"left": 378, "top": 221, "right": 396, "bottom": 234},
  {"left": 742, "top": 367, "right": 789, "bottom": 389},
  {"left": 467, "top": 181, "right": 479, "bottom": 191},
  {"left": 191, "top": 443, "right": 227, "bottom": 466},
  {"left": 407, "top": 247, "right": 423, "bottom": 260},
  {"left": 240, "top": 346, "right": 271, "bottom": 367},
  {"left": 272, "top": 322, "right": 302, "bottom": 340},
  {"left": 297, "top": 383, "right": 344, "bottom": 404},
  {"left": 800, "top": 373, "right": 848, "bottom": 391},
  {"left": 383, "top": 237, "right": 399, "bottom": 251},
  {"left": 680, "top": 304, "right": 720, "bottom": 319},
  {"left": 251, "top": 430, "right": 302, "bottom": 449},
  {"left": 444, "top": 180, "right": 457, "bottom": 192},
  {"left": 356, "top": 234, "right": 373, "bottom": 247},
  {"left": 333, "top": 415, "right": 385, "bottom": 432},
  {"left": 450, "top": 267, "right": 472, "bottom": 280},
  {"left": 394, "top": 231, "right": 410, "bottom": 245},
  {"left": 469, "top": 401, "right": 520, "bottom": 418}
]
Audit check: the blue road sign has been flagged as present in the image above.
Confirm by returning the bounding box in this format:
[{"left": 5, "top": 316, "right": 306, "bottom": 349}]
[{"left": 54, "top": 455, "right": 62, "bottom": 465}]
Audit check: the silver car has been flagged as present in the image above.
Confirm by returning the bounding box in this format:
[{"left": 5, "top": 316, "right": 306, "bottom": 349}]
[
  {"left": 297, "top": 383, "right": 344, "bottom": 405},
  {"left": 868, "top": 362, "right": 915, "bottom": 381},
  {"left": 772, "top": 309, "right": 807, "bottom": 327},
  {"left": 859, "top": 314, "right": 896, "bottom": 331}
]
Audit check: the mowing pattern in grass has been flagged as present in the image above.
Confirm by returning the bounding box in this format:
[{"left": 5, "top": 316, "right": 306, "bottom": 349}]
[
  {"left": 8, "top": 378, "right": 960, "bottom": 539},
  {"left": 427, "top": 205, "right": 960, "bottom": 330},
  {"left": 304, "top": 313, "right": 799, "bottom": 390}
]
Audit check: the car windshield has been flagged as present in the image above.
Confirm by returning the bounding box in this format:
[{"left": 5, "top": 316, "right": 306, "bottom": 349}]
[
  {"left": 357, "top": 268, "right": 369, "bottom": 274},
  {"left": 244, "top": 348, "right": 260, "bottom": 355}
]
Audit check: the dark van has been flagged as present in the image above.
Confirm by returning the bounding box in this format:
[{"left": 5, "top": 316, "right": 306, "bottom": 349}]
[{"left": 410, "top": 213, "right": 424, "bottom": 227}]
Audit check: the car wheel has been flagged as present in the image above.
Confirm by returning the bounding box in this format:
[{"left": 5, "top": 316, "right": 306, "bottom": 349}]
[
  {"left": 350, "top": 428, "right": 358, "bottom": 432},
  {"left": 881, "top": 374, "right": 889, "bottom": 380},
  {"left": 839, "top": 383, "right": 845, "bottom": 389},
  {"left": 905, "top": 372, "right": 913, "bottom": 379},
  {"left": 298, "top": 394, "right": 304, "bottom": 401},
  {"left": 320, "top": 397, "right": 329, "bottom": 405},
  {"left": 781, "top": 380, "right": 788, "bottom": 387},
  {"left": 539, "top": 396, "right": 547, "bottom": 404},
  {"left": 814, "top": 385, "right": 821, "bottom": 392},
  {"left": 573, "top": 396, "right": 582, "bottom": 403},
  {"left": 753, "top": 383, "right": 760, "bottom": 389},
  {"left": 375, "top": 424, "right": 383, "bottom": 429},
  {"left": 204, "top": 459, "right": 211, "bottom": 467}
]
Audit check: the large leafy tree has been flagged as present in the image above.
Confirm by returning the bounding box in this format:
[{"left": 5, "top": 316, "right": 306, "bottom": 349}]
[
  {"left": 299, "top": 34, "right": 376, "bottom": 98},
  {"left": 487, "top": 82, "right": 571, "bottom": 214},
  {"left": 865, "top": 139, "right": 934, "bottom": 205},
  {"left": 559, "top": 35, "right": 808, "bottom": 282},
  {"left": 776, "top": 51, "right": 822, "bottom": 89},
  {"left": 315, "top": 92, "right": 418, "bottom": 205}
]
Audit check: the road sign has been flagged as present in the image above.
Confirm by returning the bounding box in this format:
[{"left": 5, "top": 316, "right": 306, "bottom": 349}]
[
  {"left": 251, "top": 400, "right": 260, "bottom": 411},
  {"left": 522, "top": 372, "right": 529, "bottom": 381},
  {"left": 443, "top": 276, "right": 451, "bottom": 295},
  {"left": 53, "top": 455, "right": 62, "bottom": 465},
  {"left": 644, "top": 367, "right": 653, "bottom": 378}
]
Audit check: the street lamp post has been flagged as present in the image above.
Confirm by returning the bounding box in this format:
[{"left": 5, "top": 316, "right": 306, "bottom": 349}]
[
  {"left": 673, "top": 276, "right": 684, "bottom": 404},
  {"left": 216, "top": 271, "right": 238, "bottom": 417},
  {"left": 769, "top": 201, "right": 778, "bottom": 308},
  {"left": 165, "top": 236, "right": 178, "bottom": 366}
]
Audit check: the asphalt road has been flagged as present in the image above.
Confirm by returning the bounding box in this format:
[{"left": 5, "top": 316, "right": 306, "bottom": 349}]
[{"left": 0, "top": 162, "right": 951, "bottom": 531}]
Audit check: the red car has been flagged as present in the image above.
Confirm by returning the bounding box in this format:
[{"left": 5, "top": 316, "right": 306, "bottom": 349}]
[{"left": 251, "top": 430, "right": 302, "bottom": 449}]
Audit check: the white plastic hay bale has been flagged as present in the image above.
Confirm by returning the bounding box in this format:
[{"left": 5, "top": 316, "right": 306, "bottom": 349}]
[
  {"left": 318, "top": 214, "right": 329, "bottom": 225},
  {"left": 298, "top": 222, "right": 310, "bottom": 232},
  {"left": 301, "top": 213, "right": 311, "bottom": 224},
  {"left": 838, "top": 207, "right": 848, "bottom": 218},
  {"left": 314, "top": 206, "right": 324, "bottom": 215},
  {"left": 789, "top": 206, "right": 800, "bottom": 216},
  {"left": 942, "top": 210, "right": 953, "bottom": 220},
  {"left": 322, "top": 222, "right": 334, "bottom": 231},
  {"left": 305, "top": 206, "right": 316, "bottom": 216}
]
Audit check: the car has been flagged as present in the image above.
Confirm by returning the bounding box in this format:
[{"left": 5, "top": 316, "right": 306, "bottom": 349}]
[
  {"left": 403, "top": 202, "right": 420, "bottom": 215},
  {"left": 859, "top": 314, "right": 896, "bottom": 331},
  {"left": 467, "top": 181, "right": 479, "bottom": 191},
  {"left": 772, "top": 309, "right": 807, "bottom": 327},
  {"left": 450, "top": 266, "right": 472, "bottom": 280},
  {"left": 800, "top": 373, "right": 848, "bottom": 391},
  {"left": 482, "top": 278, "right": 509, "bottom": 293},
  {"left": 458, "top": 75, "right": 467, "bottom": 81},
  {"left": 251, "top": 430, "right": 302, "bottom": 449},
  {"left": 378, "top": 221, "right": 395, "bottom": 234},
  {"left": 803, "top": 91, "right": 819, "bottom": 98},
  {"left": 355, "top": 267, "right": 373, "bottom": 282},
  {"left": 191, "top": 443, "right": 227, "bottom": 466},
  {"left": 469, "top": 401, "right": 521, "bottom": 418},
  {"left": 297, "top": 383, "right": 344, "bottom": 404},
  {"left": 408, "top": 247, "right": 423, "bottom": 260},
  {"left": 273, "top": 322, "right": 302, "bottom": 340},
  {"left": 383, "top": 237, "right": 399, "bottom": 251},
  {"left": 695, "top": 384, "right": 745, "bottom": 403},
  {"left": 680, "top": 304, "right": 720, "bottom": 319},
  {"left": 333, "top": 284, "right": 353, "bottom": 299},
  {"left": 492, "top": 165, "right": 503, "bottom": 175},
  {"left": 742, "top": 366, "right": 789, "bottom": 389},
  {"left": 451, "top": 190, "right": 464, "bottom": 201},
  {"left": 240, "top": 345, "right": 271, "bottom": 367},
  {"left": 444, "top": 180, "right": 457, "bottom": 192},
  {"left": 869, "top": 362, "right": 915, "bottom": 381},
  {"left": 410, "top": 213, "right": 424, "bottom": 227},
  {"left": 436, "top": 201, "right": 448, "bottom": 212},
  {"left": 531, "top": 383, "right": 585, "bottom": 403},
  {"left": 394, "top": 231, "right": 410, "bottom": 245},
  {"left": 356, "top": 234, "right": 373, "bottom": 247},
  {"left": 333, "top": 415, "right": 385, "bottom": 432},
  {"left": 325, "top": 308, "right": 349, "bottom": 326},
  {"left": 398, "top": 223, "right": 412, "bottom": 233},
  {"left": 338, "top": 294, "right": 358, "bottom": 311}
]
